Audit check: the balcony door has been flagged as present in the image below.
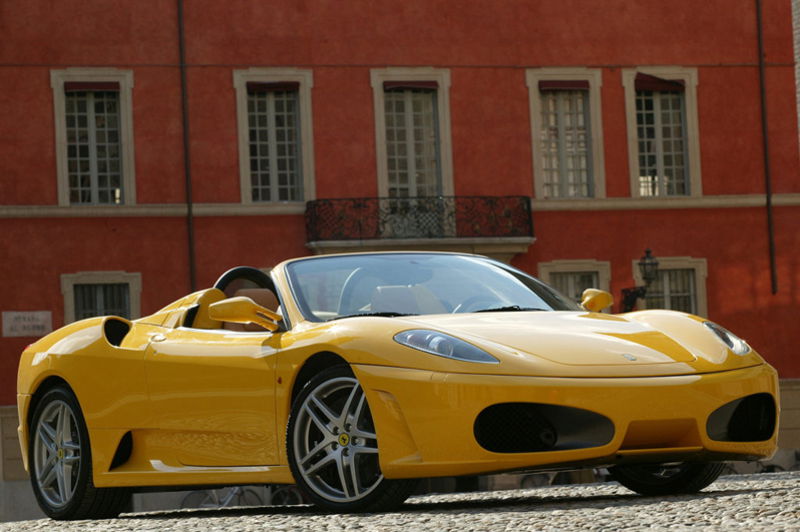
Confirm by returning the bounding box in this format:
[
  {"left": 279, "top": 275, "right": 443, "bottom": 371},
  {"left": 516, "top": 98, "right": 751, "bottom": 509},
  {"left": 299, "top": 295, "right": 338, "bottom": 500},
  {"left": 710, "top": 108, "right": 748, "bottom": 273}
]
[{"left": 382, "top": 85, "right": 452, "bottom": 238}]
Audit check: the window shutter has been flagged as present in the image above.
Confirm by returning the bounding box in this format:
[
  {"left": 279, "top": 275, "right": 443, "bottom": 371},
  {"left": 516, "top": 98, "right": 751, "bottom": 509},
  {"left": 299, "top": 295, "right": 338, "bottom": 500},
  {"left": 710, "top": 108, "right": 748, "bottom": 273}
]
[
  {"left": 383, "top": 81, "right": 439, "bottom": 91},
  {"left": 537, "top": 80, "right": 590, "bottom": 91},
  {"left": 634, "top": 73, "right": 684, "bottom": 92},
  {"left": 64, "top": 81, "right": 120, "bottom": 92},
  {"left": 246, "top": 81, "right": 301, "bottom": 93}
]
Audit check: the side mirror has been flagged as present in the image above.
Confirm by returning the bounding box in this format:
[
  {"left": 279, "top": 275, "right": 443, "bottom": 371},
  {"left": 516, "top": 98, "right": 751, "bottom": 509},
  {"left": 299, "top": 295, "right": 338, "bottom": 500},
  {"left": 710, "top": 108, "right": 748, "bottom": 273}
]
[
  {"left": 208, "top": 296, "right": 282, "bottom": 332},
  {"left": 580, "top": 289, "right": 614, "bottom": 313}
]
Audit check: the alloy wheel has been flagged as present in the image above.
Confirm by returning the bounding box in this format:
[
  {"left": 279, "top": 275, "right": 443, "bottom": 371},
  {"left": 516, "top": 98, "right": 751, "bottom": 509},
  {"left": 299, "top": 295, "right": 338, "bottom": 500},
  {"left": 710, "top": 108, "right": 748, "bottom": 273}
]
[
  {"left": 33, "top": 399, "right": 82, "bottom": 508},
  {"left": 292, "top": 376, "right": 382, "bottom": 503}
]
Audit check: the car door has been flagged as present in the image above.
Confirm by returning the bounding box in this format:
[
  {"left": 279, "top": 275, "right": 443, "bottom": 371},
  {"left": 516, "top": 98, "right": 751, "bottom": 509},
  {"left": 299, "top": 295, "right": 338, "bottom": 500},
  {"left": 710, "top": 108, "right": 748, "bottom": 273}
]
[{"left": 144, "top": 326, "right": 280, "bottom": 466}]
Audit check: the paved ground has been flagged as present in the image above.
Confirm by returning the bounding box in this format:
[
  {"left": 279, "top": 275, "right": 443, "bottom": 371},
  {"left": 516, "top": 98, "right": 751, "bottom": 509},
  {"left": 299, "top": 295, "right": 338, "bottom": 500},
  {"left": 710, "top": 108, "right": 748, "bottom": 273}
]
[{"left": 3, "top": 472, "right": 798, "bottom": 531}]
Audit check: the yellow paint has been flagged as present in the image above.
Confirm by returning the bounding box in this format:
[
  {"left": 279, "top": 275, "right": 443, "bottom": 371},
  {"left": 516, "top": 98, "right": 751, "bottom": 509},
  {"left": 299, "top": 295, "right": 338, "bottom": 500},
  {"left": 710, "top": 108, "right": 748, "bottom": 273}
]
[
  {"left": 581, "top": 289, "right": 614, "bottom": 312},
  {"left": 354, "top": 363, "right": 778, "bottom": 478},
  {"left": 16, "top": 254, "right": 780, "bottom": 489},
  {"left": 208, "top": 296, "right": 281, "bottom": 332}
]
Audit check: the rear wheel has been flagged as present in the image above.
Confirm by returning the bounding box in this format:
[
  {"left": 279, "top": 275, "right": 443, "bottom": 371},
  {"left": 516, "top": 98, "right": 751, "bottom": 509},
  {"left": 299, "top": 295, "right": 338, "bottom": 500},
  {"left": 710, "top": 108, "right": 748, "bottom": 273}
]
[
  {"left": 30, "top": 386, "right": 130, "bottom": 520},
  {"left": 287, "top": 366, "right": 417, "bottom": 512},
  {"left": 610, "top": 462, "right": 725, "bottom": 496}
]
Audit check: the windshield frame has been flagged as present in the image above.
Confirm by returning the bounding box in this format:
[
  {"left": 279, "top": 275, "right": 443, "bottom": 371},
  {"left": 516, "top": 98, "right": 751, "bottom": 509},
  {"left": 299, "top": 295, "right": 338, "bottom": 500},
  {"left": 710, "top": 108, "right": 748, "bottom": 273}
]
[{"left": 284, "top": 252, "right": 581, "bottom": 322}]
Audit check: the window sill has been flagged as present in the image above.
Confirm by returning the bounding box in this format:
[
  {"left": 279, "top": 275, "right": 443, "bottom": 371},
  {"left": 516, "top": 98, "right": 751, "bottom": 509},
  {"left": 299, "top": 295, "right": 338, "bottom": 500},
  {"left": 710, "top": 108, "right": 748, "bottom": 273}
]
[
  {"left": 306, "top": 236, "right": 536, "bottom": 264},
  {"left": 532, "top": 194, "right": 800, "bottom": 211}
]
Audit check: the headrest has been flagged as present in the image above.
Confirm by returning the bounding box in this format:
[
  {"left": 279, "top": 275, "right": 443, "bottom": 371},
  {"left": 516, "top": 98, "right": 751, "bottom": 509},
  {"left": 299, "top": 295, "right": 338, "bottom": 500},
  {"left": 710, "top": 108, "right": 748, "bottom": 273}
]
[{"left": 234, "top": 288, "right": 279, "bottom": 311}]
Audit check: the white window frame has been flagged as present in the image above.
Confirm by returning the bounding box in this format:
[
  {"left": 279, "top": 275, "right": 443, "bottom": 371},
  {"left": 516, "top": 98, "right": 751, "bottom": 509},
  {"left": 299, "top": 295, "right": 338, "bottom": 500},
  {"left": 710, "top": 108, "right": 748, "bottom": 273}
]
[
  {"left": 60, "top": 271, "right": 142, "bottom": 324},
  {"left": 370, "top": 68, "right": 454, "bottom": 198},
  {"left": 51, "top": 68, "right": 136, "bottom": 206},
  {"left": 526, "top": 68, "right": 605, "bottom": 200},
  {"left": 233, "top": 68, "right": 315, "bottom": 209},
  {"left": 632, "top": 256, "right": 707, "bottom": 317},
  {"left": 622, "top": 67, "right": 702, "bottom": 198},
  {"left": 538, "top": 260, "right": 612, "bottom": 306}
]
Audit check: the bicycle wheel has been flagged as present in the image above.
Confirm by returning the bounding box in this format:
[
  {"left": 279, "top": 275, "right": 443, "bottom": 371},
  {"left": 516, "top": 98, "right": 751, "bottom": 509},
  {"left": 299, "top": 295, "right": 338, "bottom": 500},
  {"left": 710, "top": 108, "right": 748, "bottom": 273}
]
[
  {"left": 181, "top": 490, "right": 217, "bottom": 509},
  {"left": 232, "top": 487, "right": 264, "bottom": 507},
  {"left": 269, "top": 485, "right": 305, "bottom": 506}
]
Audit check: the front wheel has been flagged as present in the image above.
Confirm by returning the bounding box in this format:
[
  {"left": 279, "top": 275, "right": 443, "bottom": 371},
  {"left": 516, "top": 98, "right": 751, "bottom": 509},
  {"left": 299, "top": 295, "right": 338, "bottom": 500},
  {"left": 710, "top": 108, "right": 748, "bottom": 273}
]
[
  {"left": 286, "top": 366, "right": 416, "bottom": 512},
  {"left": 610, "top": 462, "right": 725, "bottom": 496},
  {"left": 29, "top": 386, "right": 130, "bottom": 519}
]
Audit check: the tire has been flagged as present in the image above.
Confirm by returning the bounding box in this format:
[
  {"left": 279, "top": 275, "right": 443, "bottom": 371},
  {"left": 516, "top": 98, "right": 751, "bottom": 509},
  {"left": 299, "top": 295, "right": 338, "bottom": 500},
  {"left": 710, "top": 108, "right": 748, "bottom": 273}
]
[
  {"left": 610, "top": 462, "right": 725, "bottom": 496},
  {"left": 286, "top": 365, "right": 417, "bottom": 512},
  {"left": 29, "top": 386, "right": 131, "bottom": 520}
]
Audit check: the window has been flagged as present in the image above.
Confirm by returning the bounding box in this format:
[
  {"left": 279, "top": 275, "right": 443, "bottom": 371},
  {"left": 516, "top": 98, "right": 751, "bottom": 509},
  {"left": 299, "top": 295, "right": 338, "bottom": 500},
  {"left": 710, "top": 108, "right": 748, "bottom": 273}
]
[
  {"left": 644, "top": 269, "right": 696, "bottom": 313},
  {"left": 384, "top": 84, "right": 441, "bottom": 198},
  {"left": 539, "top": 86, "right": 592, "bottom": 197},
  {"left": 65, "top": 88, "right": 123, "bottom": 204},
  {"left": 538, "top": 260, "right": 611, "bottom": 306},
  {"left": 371, "top": 68, "right": 453, "bottom": 199},
  {"left": 51, "top": 69, "right": 136, "bottom": 206},
  {"left": 622, "top": 68, "right": 701, "bottom": 198},
  {"left": 632, "top": 257, "right": 707, "bottom": 317},
  {"left": 526, "top": 69, "right": 605, "bottom": 199},
  {"left": 247, "top": 85, "right": 302, "bottom": 202},
  {"left": 74, "top": 283, "right": 130, "bottom": 320},
  {"left": 61, "top": 271, "right": 141, "bottom": 324},
  {"left": 550, "top": 271, "right": 600, "bottom": 304},
  {"left": 635, "top": 76, "right": 688, "bottom": 196},
  {"left": 233, "top": 69, "right": 315, "bottom": 208}
]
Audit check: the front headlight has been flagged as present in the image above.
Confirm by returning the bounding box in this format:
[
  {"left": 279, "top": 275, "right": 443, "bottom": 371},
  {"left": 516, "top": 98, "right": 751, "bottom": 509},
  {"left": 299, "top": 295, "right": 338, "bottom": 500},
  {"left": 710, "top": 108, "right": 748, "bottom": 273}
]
[
  {"left": 704, "top": 321, "right": 751, "bottom": 355},
  {"left": 394, "top": 329, "right": 499, "bottom": 364}
]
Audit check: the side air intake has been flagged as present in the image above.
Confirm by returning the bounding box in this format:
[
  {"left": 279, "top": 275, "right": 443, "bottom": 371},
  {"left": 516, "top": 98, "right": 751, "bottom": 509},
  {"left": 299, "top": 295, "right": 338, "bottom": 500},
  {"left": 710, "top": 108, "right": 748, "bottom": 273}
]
[
  {"left": 104, "top": 318, "right": 131, "bottom": 347},
  {"left": 109, "top": 431, "right": 133, "bottom": 470}
]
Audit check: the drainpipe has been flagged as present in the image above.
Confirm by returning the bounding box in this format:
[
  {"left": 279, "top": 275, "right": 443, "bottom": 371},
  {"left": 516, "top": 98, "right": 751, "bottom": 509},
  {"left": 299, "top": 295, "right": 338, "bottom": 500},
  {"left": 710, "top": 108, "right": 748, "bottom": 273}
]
[
  {"left": 177, "top": 0, "right": 197, "bottom": 291},
  {"left": 756, "top": 0, "right": 778, "bottom": 294}
]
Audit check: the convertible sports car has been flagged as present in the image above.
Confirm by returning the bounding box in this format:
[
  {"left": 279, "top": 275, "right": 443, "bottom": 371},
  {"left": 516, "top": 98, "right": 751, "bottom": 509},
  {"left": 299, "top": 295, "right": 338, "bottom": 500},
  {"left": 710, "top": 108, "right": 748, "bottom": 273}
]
[{"left": 17, "top": 252, "right": 778, "bottom": 519}]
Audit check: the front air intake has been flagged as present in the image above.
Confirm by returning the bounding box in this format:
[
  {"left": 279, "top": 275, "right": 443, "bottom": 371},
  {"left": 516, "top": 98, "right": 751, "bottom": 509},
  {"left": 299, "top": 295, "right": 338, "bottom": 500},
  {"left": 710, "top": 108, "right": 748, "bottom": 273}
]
[
  {"left": 706, "top": 393, "right": 776, "bottom": 442},
  {"left": 474, "top": 403, "right": 614, "bottom": 453}
]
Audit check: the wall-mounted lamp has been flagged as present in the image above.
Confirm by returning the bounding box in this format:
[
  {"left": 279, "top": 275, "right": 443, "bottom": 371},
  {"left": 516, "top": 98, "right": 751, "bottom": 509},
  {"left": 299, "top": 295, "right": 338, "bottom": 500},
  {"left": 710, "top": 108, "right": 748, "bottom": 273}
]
[{"left": 621, "top": 249, "right": 659, "bottom": 312}]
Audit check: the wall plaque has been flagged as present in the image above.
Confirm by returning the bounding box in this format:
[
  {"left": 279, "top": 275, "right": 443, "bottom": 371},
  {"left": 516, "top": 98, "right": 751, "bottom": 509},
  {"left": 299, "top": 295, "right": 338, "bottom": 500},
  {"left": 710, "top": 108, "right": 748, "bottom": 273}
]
[{"left": 2, "top": 311, "right": 53, "bottom": 338}]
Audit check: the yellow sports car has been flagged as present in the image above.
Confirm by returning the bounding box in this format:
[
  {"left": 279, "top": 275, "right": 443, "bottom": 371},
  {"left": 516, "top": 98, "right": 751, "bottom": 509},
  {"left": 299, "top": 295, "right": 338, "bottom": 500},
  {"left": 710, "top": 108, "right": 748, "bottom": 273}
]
[{"left": 17, "top": 252, "right": 778, "bottom": 519}]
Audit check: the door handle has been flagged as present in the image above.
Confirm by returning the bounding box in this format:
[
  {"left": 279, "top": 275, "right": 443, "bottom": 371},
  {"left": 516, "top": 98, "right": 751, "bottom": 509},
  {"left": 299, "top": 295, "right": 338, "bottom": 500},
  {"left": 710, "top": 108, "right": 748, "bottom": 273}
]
[{"left": 151, "top": 333, "right": 166, "bottom": 343}]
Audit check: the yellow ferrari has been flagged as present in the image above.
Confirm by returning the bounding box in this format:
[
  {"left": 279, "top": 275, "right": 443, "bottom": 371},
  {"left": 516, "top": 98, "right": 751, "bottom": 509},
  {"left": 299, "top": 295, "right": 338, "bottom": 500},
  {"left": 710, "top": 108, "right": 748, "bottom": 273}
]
[{"left": 17, "top": 252, "right": 779, "bottom": 519}]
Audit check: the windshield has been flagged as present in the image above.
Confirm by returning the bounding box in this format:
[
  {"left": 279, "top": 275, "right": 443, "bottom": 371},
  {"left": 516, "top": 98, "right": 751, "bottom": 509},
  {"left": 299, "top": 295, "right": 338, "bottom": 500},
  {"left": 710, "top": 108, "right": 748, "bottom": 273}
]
[{"left": 286, "top": 253, "right": 581, "bottom": 322}]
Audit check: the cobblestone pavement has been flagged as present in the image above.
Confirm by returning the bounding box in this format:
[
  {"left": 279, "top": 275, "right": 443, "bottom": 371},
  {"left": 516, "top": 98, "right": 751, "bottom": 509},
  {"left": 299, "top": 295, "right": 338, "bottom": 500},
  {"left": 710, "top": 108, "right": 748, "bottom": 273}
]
[{"left": 3, "top": 472, "right": 798, "bottom": 531}]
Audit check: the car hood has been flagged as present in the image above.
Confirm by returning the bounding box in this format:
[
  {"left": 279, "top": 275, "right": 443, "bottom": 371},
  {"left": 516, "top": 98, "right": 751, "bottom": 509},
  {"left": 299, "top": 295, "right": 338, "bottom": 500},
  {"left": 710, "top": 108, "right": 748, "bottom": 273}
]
[{"left": 395, "top": 310, "right": 765, "bottom": 377}]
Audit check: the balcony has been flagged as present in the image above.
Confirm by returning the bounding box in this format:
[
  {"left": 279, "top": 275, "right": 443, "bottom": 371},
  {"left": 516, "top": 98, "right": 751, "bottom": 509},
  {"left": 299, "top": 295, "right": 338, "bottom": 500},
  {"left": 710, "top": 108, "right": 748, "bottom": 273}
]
[{"left": 305, "top": 196, "right": 535, "bottom": 262}]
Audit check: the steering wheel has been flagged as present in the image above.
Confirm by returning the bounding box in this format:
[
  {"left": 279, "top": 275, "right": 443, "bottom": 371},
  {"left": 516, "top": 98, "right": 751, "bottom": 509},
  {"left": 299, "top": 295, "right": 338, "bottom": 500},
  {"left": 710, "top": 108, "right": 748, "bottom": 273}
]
[{"left": 452, "top": 295, "right": 498, "bottom": 314}]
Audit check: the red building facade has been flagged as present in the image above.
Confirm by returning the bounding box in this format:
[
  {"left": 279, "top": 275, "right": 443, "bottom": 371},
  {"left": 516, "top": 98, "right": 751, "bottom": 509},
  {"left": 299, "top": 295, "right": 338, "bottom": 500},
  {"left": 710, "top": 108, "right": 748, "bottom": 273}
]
[{"left": 1, "top": 0, "right": 799, "bottom": 450}]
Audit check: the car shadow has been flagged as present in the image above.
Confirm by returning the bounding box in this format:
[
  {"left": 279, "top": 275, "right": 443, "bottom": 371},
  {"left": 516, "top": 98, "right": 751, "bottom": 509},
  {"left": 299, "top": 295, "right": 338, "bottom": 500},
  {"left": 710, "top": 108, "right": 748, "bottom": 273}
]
[
  {"left": 123, "top": 504, "right": 314, "bottom": 520},
  {"left": 400, "top": 486, "right": 770, "bottom": 515},
  {"left": 122, "top": 485, "right": 773, "bottom": 520}
]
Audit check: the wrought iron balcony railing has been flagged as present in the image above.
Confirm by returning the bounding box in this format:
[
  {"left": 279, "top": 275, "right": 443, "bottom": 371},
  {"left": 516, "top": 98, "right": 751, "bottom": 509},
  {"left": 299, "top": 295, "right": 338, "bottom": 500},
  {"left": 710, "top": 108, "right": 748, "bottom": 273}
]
[{"left": 305, "top": 196, "right": 533, "bottom": 242}]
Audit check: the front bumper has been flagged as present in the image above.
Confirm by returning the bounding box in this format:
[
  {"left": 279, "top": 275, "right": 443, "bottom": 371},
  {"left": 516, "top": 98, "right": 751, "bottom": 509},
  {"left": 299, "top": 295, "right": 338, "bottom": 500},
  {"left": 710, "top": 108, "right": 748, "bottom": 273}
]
[{"left": 353, "top": 363, "right": 779, "bottom": 479}]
